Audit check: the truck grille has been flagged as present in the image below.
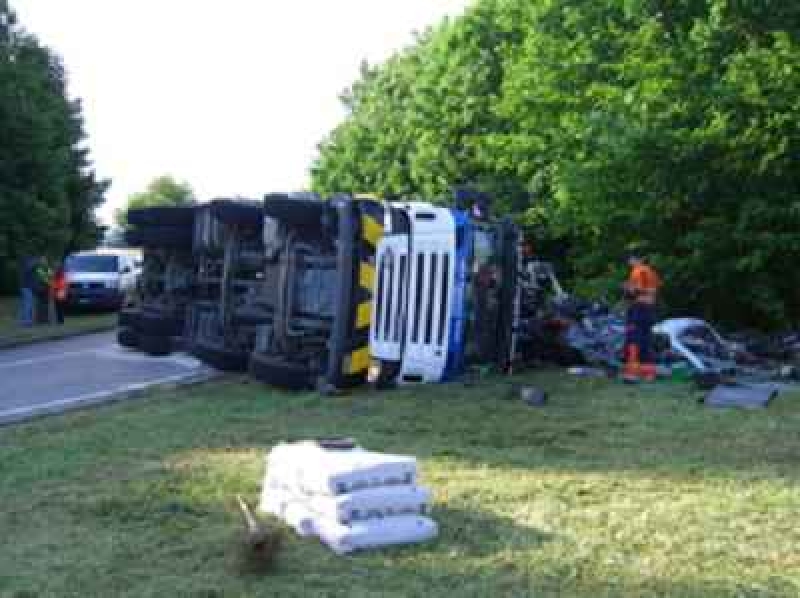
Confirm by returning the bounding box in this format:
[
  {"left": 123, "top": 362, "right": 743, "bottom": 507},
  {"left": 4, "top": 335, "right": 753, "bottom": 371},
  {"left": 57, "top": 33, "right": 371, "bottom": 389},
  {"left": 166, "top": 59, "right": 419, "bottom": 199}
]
[
  {"left": 407, "top": 250, "right": 450, "bottom": 351},
  {"left": 371, "top": 239, "right": 409, "bottom": 361}
]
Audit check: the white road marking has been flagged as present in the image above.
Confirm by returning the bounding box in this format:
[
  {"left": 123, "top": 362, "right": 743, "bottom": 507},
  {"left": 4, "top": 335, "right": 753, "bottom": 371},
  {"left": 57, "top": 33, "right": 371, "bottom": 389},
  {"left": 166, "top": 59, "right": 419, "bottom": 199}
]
[
  {"left": 0, "top": 344, "right": 205, "bottom": 371},
  {"left": 0, "top": 370, "right": 212, "bottom": 423},
  {"left": 95, "top": 345, "right": 203, "bottom": 368},
  {"left": 0, "top": 349, "right": 96, "bottom": 369}
]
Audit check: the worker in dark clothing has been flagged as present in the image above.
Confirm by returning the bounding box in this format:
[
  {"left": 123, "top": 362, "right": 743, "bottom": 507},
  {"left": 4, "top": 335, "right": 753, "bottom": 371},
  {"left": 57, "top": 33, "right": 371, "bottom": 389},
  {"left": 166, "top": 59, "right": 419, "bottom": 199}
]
[
  {"left": 622, "top": 253, "right": 661, "bottom": 382},
  {"left": 19, "top": 256, "right": 36, "bottom": 326}
]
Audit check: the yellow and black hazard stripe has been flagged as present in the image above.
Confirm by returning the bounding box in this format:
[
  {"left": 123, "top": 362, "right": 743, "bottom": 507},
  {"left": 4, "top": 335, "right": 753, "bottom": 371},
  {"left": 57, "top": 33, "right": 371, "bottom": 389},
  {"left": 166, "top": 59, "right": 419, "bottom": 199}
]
[{"left": 341, "top": 198, "right": 384, "bottom": 377}]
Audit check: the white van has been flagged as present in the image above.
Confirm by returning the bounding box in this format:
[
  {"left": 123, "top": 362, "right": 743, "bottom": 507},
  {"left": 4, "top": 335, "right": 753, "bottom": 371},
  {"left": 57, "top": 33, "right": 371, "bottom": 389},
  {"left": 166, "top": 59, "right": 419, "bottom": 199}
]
[{"left": 65, "top": 249, "right": 142, "bottom": 309}]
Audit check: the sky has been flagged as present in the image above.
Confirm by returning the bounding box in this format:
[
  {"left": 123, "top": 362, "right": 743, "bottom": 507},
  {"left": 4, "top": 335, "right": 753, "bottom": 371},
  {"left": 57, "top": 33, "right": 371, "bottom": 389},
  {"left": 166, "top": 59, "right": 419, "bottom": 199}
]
[{"left": 13, "top": 0, "right": 470, "bottom": 225}]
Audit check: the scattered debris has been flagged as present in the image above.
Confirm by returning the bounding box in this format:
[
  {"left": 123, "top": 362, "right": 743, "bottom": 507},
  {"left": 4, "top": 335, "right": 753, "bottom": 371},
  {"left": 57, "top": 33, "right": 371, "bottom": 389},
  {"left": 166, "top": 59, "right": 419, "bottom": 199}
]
[
  {"left": 705, "top": 384, "right": 778, "bottom": 409},
  {"left": 515, "top": 261, "right": 800, "bottom": 392},
  {"left": 693, "top": 371, "right": 725, "bottom": 391},
  {"left": 520, "top": 386, "right": 548, "bottom": 406},
  {"left": 653, "top": 319, "right": 736, "bottom": 373},
  {"left": 567, "top": 366, "right": 609, "bottom": 378}
]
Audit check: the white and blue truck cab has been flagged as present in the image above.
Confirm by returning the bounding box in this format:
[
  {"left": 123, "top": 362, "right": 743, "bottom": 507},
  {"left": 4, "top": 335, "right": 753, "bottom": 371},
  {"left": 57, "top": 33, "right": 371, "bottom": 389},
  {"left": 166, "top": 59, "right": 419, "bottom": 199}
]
[{"left": 369, "top": 193, "right": 518, "bottom": 387}]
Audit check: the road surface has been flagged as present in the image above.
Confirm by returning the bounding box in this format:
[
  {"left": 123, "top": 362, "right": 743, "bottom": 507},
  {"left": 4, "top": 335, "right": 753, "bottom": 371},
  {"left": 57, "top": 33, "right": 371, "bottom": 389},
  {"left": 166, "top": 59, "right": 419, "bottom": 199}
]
[{"left": 0, "top": 331, "right": 212, "bottom": 425}]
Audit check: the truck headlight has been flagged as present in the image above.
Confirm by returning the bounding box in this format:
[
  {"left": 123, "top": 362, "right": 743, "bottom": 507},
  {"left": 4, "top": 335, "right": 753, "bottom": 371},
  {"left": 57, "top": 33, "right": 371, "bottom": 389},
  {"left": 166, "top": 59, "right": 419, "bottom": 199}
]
[{"left": 368, "top": 360, "right": 382, "bottom": 384}]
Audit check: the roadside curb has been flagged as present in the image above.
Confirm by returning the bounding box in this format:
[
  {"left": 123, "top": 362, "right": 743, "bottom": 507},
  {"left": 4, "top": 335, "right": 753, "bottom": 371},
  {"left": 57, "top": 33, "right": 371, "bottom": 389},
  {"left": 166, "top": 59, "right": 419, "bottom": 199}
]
[
  {"left": 0, "top": 367, "right": 219, "bottom": 427},
  {"left": 0, "top": 324, "right": 117, "bottom": 351}
]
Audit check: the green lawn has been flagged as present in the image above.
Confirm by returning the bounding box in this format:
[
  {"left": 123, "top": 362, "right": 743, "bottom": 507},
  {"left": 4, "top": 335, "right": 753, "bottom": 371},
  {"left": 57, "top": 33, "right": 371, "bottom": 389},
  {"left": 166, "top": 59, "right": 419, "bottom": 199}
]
[
  {"left": 0, "top": 296, "right": 117, "bottom": 348},
  {"left": 1, "top": 372, "right": 798, "bottom": 597}
]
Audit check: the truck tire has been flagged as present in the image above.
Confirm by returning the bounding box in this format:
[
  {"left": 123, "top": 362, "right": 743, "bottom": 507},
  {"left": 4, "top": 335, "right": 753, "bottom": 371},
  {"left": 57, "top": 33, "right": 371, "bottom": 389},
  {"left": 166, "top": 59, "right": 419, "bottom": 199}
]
[
  {"left": 139, "top": 334, "right": 172, "bottom": 357},
  {"left": 118, "top": 308, "right": 140, "bottom": 329},
  {"left": 209, "top": 199, "right": 263, "bottom": 227},
  {"left": 137, "top": 311, "right": 184, "bottom": 337},
  {"left": 125, "top": 226, "right": 193, "bottom": 250},
  {"left": 189, "top": 342, "right": 248, "bottom": 372},
  {"left": 117, "top": 327, "right": 139, "bottom": 349},
  {"left": 249, "top": 353, "right": 313, "bottom": 390},
  {"left": 127, "top": 206, "right": 195, "bottom": 227}
]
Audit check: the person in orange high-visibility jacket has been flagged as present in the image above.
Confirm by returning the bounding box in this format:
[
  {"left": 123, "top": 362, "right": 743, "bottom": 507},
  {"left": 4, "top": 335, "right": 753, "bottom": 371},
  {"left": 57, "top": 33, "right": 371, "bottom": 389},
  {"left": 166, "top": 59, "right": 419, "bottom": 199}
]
[
  {"left": 50, "top": 265, "right": 68, "bottom": 325},
  {"left": 622, "top": 253, "right": 661, "bottom": 382}
]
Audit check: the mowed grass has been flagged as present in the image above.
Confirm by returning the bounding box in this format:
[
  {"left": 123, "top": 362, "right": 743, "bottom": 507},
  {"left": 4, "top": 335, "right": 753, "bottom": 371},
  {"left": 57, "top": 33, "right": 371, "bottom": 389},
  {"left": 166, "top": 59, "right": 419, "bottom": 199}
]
[
  {"left": 1, "top": 372, "right": 799, "bottom": 597},
  {"left": 0, "top": 296, "right": 117, "bottom": 347}
]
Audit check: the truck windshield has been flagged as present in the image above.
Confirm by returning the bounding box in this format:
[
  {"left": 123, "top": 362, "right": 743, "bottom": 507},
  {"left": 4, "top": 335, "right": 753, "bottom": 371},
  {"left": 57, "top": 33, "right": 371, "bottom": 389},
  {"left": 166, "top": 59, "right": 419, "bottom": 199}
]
[{"left": 65, "top": 255, "right": 119, "bottom": 273}]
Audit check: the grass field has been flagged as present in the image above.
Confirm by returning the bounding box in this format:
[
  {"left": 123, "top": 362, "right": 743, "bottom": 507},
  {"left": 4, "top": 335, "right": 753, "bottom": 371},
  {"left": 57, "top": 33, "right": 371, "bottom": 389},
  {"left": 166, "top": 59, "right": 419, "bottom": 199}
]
[
  {"left": 0, "top": 296, "right": 117, "bottom": 348},
  {"left": 1, "top": 372, "right": 798, "bottom": 597}
]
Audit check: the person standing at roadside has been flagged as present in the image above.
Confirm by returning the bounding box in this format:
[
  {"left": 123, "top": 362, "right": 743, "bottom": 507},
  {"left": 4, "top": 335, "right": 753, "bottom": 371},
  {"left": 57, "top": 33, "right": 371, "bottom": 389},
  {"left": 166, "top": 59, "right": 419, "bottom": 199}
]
[
  {"left": 622, "top": 252, "right": 661, "bottom": 382},
  {"left": 18, "top": 255, "right": 36, "bottom": 326},
  {"left": 50, "top": 264, "right": 68, "bottom": 325},
  {"left": 33, "top": 257, "right": 52, "bottom": 324}
]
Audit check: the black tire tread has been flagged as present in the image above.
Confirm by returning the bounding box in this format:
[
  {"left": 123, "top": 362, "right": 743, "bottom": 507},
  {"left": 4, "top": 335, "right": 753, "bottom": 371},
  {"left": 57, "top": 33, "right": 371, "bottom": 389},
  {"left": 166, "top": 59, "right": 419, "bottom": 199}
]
[
  {"left": 127, "top": 206, "right": 195, "bottom": 227},
  {"left": 117, "top": 327, "right": 139, "bottom": 349},
  {"left": 249, "top": 352, "right": 313, "bottom": 390},
  {"left": 139, "top": 334, "right": 172, "bottom": 357}
]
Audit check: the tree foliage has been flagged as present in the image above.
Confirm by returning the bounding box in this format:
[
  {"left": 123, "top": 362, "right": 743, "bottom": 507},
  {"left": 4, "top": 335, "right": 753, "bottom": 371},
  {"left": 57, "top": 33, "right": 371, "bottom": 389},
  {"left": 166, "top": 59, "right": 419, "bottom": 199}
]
[
  {"left": 115, "top": 175, "right": 195, "bottom": 227},
  {"left": 0, "top": 0, "right": 108, "bottom": 292},
  {"left": 312, "top": 0, "right": 800, "bottom": 328}
]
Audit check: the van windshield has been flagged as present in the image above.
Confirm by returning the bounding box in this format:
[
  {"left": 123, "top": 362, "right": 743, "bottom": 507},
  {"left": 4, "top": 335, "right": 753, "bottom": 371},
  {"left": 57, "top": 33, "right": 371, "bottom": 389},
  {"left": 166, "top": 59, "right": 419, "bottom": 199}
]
[{"left": 65, "top": 255, "right": 119, "bottom": 273}]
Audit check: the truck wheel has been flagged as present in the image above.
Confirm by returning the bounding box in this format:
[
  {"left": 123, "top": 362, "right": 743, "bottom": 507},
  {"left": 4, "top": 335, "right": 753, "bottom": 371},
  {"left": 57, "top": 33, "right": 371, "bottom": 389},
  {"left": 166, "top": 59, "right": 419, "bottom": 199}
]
[
  {"left": 189, "top": 342, "right": 248, "bottom": 372},
  {"left": 118, "top": 308, "right": 141, "bottom": 329},
  {"left": 139, "top": 334, "right": 172, "bottom": 357},
  {"left": 117, "top": 327, "right": 139, "bottom": 349},
  {"left": 125, "top": 226, "right": 193, "bottom": 250},
  {"left": 137, "top": 312, "right": 184, "bottom": 337},
  {"left": 209, "top": 199, "right": 263, "bottom": 227},
  {"left": 127, "top": 206, "right": 195, "bottom": 227},
  {"left": 249, "top": 353, "right": 313, "bottom": 390}
]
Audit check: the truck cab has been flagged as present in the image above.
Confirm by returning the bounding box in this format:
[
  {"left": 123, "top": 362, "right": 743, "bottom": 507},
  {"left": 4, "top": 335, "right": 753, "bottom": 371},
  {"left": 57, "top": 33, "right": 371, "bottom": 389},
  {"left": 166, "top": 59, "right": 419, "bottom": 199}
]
[{"left": 369, "top": 199, "right": 518, "bottom": 386}]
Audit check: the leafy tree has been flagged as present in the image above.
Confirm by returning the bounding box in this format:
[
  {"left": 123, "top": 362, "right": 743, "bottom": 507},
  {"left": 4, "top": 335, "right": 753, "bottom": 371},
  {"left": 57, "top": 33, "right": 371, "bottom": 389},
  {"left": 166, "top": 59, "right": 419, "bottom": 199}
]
[
  {"left": 0, "top": 0, "right": 108, "bottom": 292},
  {"left": 313, "top": 0, "right": 800, "bottom": 329},
  {"left": 115, "top": 175, "right": 195, "bottom": 227}
]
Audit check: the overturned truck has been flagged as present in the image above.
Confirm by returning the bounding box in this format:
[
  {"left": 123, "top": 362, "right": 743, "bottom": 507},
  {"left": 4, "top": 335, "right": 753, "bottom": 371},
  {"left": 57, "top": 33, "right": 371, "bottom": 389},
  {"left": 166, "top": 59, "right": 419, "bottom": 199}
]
[
  {"left": 368, "top": 198, "right": 519, "bottom": 386},
  {"left": 118, "top": 193, "right": 526, "bottom": 391}
]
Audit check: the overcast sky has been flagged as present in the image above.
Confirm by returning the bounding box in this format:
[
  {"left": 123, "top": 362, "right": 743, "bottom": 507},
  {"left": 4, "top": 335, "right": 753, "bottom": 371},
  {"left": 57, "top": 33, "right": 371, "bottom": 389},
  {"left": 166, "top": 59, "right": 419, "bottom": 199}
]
[{"left": 13, "top": 0, "right": 470, "bottom": 224}]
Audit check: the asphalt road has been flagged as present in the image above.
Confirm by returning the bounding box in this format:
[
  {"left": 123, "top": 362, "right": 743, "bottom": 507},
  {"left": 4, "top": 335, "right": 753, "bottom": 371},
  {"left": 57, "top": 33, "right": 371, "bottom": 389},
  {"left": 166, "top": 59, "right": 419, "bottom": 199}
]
[{"left": 0, "top": 331, "right": 212, "bottom": 425}]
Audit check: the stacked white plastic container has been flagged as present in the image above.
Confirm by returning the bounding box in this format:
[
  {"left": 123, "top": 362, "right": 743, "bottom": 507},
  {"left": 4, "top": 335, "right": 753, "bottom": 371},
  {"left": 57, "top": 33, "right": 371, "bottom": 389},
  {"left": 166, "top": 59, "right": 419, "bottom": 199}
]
[{"left": 258, "top": 441, "right": 437, "bottom": 555}]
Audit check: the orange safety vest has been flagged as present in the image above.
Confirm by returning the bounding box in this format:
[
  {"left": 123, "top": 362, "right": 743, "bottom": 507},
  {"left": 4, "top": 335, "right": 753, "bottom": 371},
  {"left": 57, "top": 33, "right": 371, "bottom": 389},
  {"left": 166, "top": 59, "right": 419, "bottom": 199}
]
[
  {"left": 627, "top": 263, "right": 661, "bottom": 304},
  {"left": 50, "top": 271, "right": 68, "bottom": 301}
]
